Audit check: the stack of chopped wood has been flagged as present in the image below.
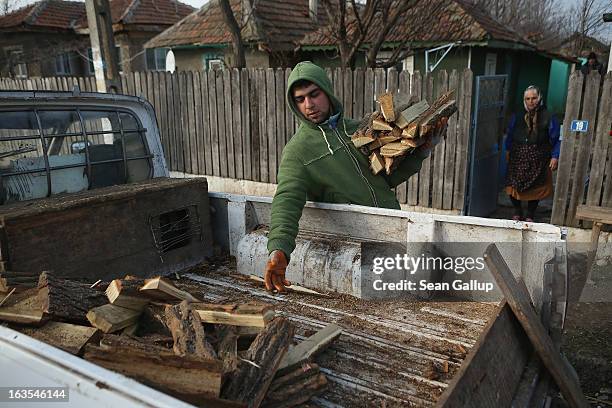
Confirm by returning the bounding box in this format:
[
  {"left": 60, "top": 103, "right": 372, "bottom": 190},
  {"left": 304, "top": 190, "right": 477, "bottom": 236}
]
[
  {"left": 0, "top": 271, "right": 341, "bottom": 408},
  {"left": 351, "top": 90, "right": 457, "bottom": 175}
]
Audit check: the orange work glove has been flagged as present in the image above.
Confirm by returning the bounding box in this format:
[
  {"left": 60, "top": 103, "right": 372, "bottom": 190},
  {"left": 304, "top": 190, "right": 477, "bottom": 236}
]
[{"left": 264, "top": 250, "right": 290, "bottom": 293}]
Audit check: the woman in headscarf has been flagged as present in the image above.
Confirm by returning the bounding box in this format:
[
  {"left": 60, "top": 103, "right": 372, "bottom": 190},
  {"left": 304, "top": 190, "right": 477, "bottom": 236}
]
[{"left": 504, "top": 85, "right": 560, "bottom": 222}]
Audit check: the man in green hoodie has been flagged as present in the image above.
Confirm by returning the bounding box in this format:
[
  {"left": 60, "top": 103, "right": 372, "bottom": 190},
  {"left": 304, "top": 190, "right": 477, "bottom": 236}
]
[{"left": 264, "top": 61, "right": 436, "bottom": 293}]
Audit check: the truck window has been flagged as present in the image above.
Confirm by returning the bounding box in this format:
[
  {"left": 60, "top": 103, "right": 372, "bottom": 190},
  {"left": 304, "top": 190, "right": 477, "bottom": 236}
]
[{"left": 0, "top": 108, "right": 153, "bottom": 203}]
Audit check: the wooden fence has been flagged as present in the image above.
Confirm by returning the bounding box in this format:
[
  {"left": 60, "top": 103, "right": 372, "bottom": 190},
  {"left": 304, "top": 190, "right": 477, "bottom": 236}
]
[
  {"left": 0, "top": 68, "right": 473, "bottom": 212},
  {"left": 551, "top": 71, "right": 612, "bottom": 227}
]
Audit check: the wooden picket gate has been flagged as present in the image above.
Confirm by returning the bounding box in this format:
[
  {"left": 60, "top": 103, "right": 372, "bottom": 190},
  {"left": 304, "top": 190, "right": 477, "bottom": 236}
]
[
  {"left": 551, "top": 71, "right": 612, "bottom": 227},
  {"left": 0, "top": 68, "right": 473, "bottom": 212}
]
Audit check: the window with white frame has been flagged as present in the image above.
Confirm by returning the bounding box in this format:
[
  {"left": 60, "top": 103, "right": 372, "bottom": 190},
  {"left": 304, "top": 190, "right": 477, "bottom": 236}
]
[
  {"left": 146, "top": 48, "right": 168, "bottom": 71},
  {"left": 55, "top": 53, "right": 72, "bottom": 75}
]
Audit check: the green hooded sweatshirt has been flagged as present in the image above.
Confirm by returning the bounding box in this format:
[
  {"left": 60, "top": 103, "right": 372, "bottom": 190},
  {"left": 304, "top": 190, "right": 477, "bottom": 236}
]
[{"left": 267, "top": 61, "right": 428, "bottom": 258}]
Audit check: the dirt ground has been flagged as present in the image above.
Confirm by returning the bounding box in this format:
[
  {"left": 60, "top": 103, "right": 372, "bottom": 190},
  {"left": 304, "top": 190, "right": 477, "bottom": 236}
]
[{"left": 562, "top": 256, "right": 612, "bottom": 404}]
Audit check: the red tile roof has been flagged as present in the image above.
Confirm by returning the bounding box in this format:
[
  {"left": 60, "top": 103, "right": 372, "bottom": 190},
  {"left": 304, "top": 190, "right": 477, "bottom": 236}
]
[
  {"left": 146, "top": 0, "right": 327, "bottom": 49},
  {"left": 0, "top": 0, "right": 193, "bottom": 32},
  {"left": 0, "top": 0, "right": 85, "bottom": 31},
  {"left": 301, "top": 0, "right": 531, "bottom": 48},
  {"left": 147, "top": 0, "right": 531, "bottom": 52}
]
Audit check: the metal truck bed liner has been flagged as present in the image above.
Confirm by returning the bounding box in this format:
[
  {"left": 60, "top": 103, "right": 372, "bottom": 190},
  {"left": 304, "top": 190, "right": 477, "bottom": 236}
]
[{"left": 181, "top": 270, "right": 498, "bottom": 407}]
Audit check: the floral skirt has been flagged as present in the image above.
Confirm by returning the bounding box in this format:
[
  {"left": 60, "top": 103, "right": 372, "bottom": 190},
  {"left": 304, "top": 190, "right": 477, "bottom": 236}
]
[{"left": 505, "top": 144, "right": 553, "bottom": 201}]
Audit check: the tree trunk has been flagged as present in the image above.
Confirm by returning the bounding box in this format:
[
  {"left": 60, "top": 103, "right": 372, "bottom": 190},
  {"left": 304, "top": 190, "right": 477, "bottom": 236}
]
[{"left": 219, "top": 0, "right": 246, "bottom": 68}]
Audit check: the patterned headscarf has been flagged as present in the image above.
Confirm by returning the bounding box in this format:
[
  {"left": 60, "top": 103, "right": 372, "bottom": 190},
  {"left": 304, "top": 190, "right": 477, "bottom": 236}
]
[{"left": 523, "top": 85, "right": 542, "bottom": 136}]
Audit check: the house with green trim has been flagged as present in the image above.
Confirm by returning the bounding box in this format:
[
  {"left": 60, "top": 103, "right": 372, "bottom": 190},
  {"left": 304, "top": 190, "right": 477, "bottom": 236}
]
[{"left": 146, "top": 0, "right": 573, "bottom": 115}]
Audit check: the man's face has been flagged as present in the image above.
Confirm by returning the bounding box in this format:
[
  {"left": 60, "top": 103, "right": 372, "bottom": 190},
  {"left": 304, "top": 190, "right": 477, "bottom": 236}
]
[
  {"left": 524, "top": 90, "right": 539, "bottom": 112},
  {"left": 293, "top": 83, "right": 331, "bottom": 124},
  {"left": 588, "top": 57, "right": 597, "bottom": 66}
]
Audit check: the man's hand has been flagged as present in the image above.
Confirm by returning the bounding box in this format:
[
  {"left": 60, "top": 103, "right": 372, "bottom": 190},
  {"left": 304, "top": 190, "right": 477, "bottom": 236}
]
[
  {"left": 418, "top": 117, "right": 447, "bottom": 154},
  {"left": 264, "top": 250, "right": 290, "bottom": 293},
  {"left": 549, "top": 158, "right": 558, "bottom": 171}
]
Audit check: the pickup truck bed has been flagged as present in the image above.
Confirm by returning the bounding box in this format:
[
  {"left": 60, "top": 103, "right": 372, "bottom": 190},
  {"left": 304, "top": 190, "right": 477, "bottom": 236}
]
[{"left": 179, "top": 266, "right": 497, "bottom": 407}]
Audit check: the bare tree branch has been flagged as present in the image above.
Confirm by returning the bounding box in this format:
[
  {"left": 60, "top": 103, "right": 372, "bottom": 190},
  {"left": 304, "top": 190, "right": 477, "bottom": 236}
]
[{"left": 219, "top": 0, "right": 246, "bottom": 68}]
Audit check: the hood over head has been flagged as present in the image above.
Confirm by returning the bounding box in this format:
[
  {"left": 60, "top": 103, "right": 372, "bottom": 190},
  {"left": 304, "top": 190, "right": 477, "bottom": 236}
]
[{"left": 286, "top": 61, "right": 343, "bottom": 127}]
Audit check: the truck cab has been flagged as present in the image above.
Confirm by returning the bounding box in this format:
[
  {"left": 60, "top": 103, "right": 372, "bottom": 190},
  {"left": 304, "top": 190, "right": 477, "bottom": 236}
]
[{"left": 0, "top": 89, "right": 168, "bottom": 204}]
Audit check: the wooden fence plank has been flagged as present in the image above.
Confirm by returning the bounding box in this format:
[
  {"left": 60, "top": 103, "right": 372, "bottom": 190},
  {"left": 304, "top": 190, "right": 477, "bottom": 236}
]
[
  {"left": 284, "top": 68, "right": 295, "bottom": 150},
  {"left": 216, "top": 70, "right": 229, "bottom": 177},
  {"left": 443, "top": 70, "right": 459, "bottom": 210},
  {"left": 222, "top": 69, "right": 235, "bottom": 178},
  {"left": 600, "top": 75, "right": 612, "bottom": 207},
  {"left": 192, "top": 71, "right": 205, "bottom": 175},
  {"left": 551, "top": 71, "right": 584, "bottom": 225},
  {"left": 242, "top": 68, "right": 252, "bottom": 180},
  {"left": 395, "top": 70, "right": 411, "bottom": 205},
  {"left": 257, "top": 69, "right": 268, "bottom": 182},
  {"left": 265, "top": 69, "right": 277, "bottom": 183},
  {"left": 232, "top": 68, "right": 244, "bottom": 179},
  {"left": 419, "top": 72, "right": 434, "bottom": 207},
  {"left": 186, "top": 71, "right": 198, "bottom": 174},
  {"left": 207, "top": 71, "right": 220, "bottom": 176},
  {"left": 373, "top": 68, "right": 385, "bottom": 105},
  {"left": 453, "top": 69, "right": 472, "bottom": 212},
  {"left": 163, "top": 73, "right": 176, "bottom": 170},
  {"left": 156, "top": 72, "right": 170, "bottom": 167},
  {"left": 364, "top": 68, "right": 375, "bottom": 116},
  {"left": 407, "top": 71, "right": 422, "bottom": 206},
  {"left": 179, "top": 72, "right": 192, "bottom": 174},
  {"left": 201, "top": 71, "right": 213, "bottom": 175},
  {"left": 333, "top": 68, "right": 343, "bottom": 105},
  {"left": 587, "top": 74, "right": 612, "bottom": 208},
  {"left": 249, "top": 69, "right": 260, "bottom": 181},
  {"left": 134, "top": 72, "right": 143, "bottom": 98},
  {"left": 566, "top": 72, "right": 600, "bottom": 226},
  {"left": 352, "top": 68, "right": 365, "bottom": 122},
  {"left": 275, "top": 69, "right": 285, "bottom": 179},
  {"left": 343, "top": 68, "right": 353, "bottom": 119},
  {"left": 432, "top": 69, "right": 448, "bottom": 209}
]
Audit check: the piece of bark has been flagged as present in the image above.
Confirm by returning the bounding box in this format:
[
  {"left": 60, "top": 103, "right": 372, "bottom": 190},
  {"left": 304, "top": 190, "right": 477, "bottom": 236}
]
[
  {"left": 0, "top": 276, "right": 8, "bottom": 293},
  {"left": 38, "top": 271, "right": 107, "bottom": 325},
  {"left": 140, "top": 277, "right": 200, "bottom": 302},
  {"left": 21, "top": 321, "right": 101, "bottom": 355},
  {"left": 380, "top": 141, "right": 411, "bottom": 158},
  {"left": 192, "top": 302, "right": 275, "bottom": 328},
  {"left": 0, "top": 287, "right": 44, "bottom": 325},
  {"left": 377, "top": 92, "right": 396, "bottom": 122},
  {"left": 84, "top": 334, "right": 223, "bottom": 400},
  {"left": 165, "top": 300, "right": 217, "bottom": 360},
  {"left": 86, "top": 303, "right": 142, "bottom": 333},
  {"left": 419, "top": 100, "right": 457, "bottom": 136},
  {"left": 369, "top": 151, "right": 385, "bottom": 175},
  {"left": 278, "top": 323, "right": 342, "bottom": 373},
  {"left": 385, "top": 157, "right": 394, "bottom": 175},
  {"left": 263, "top": 363, "right": 327, "bottom": 408},
  {"left": 395, "top": 100, "right": 430, "bottom": 129},
  {"left": 372, "top": 117, "right": 393, "bottom": 131},
  {"left": 106, "top": 278, "right": 149, "bottom": 311},
  {"left": 216, "top": 325, "right": 239, "bottom": 375},
  {"left": 222, "top": 317, "right": 294, "bottom": 408},
  {"left": 137, "top": 303, "right": 172, "bottom": 336},
  {"left": 351, "top": 134, "right": 376, "bottom": 148},
  {"left": 400, "top": 137, "right": 426, "bottom": 148}
]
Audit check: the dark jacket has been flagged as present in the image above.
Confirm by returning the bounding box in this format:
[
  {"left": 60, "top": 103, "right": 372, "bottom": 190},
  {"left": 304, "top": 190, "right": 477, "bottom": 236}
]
[{"left": 504, "top": 107, "right": 561, "bottom": 159}]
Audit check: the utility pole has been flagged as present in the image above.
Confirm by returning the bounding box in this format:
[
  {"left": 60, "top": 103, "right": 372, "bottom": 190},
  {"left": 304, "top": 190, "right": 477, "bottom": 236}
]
[{"left": 85, "top": 0, "right": 121, "bottom": 93}]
